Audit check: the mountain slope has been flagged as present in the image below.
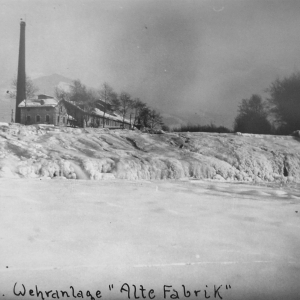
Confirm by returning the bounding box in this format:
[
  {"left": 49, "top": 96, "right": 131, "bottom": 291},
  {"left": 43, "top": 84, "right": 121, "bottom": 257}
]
[
  {"left": 32, "top": 73, "right": 73, "bottom": 95},
  {"left": 161, "top": 110, "right": 234, "bottom": 130}
]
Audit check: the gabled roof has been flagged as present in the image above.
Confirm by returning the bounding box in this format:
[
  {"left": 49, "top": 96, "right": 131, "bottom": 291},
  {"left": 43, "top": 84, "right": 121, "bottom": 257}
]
[
  {"left": 38, "top": 94, "right": 54, "bottom": 99},
  {"left": 62, "top": 99, "right": 86, "bottom": 113},
  {"left": 95, "top": 99, "right": 113, "bottom": 112},
  {"left": 92, "top": 108, "right": 131, "bottom": 124},
  {"left": 18, "top": 95, "right": 59, "bottom": 108},
  {"left": 61, "top": 99, "right": 132, "bottom": 125}
]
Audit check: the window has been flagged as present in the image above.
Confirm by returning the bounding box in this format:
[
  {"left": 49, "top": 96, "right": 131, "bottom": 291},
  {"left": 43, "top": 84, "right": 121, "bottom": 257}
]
[
  {"left": 26, "top": 108, "right": 30, "bottom": 112},
  {"left": 57, "top": 116, "right": 60, "bottom": 123},
  {"left": 106, "top": 119, "right": 109, "bottom": 125},
  {"left": 36, "top": 115, "right": 41, "bottom": 122},
  {"left": 45, "top": 115, "right": 50, "bottom": 123},
  {"left": 60, "top": 106, "right": 63, "bottom": 112},
  {"left": 63, "top": 117, "right": 65, "bottom": 124},
  {"left": 26, "top": 115, "right": 31, "bottom": 123},
  {"left": 46, "top": 108, "right": 50, "bottom": 111}
]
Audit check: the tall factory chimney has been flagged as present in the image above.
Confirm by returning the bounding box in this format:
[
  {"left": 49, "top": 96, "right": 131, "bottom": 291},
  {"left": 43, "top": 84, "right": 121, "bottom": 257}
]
[{"left": 15, "top": 19, "right": 26, "bottom": 123}]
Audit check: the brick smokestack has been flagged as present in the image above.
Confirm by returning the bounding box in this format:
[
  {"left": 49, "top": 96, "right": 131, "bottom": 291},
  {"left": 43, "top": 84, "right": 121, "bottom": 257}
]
[{"left": 15, "top": 19, "right": 26, "bottom": 123}]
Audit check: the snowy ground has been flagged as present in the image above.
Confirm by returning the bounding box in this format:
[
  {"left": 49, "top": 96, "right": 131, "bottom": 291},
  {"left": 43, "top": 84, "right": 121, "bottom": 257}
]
[
  {"left": 1, "top": 123, "right": 300, "bottom": 299},
  {"left": 1, "top": 123, "right": 300, "bottom": 182},
  {"left": 0, "top": 178, "right": 300, "bottom": 300}
]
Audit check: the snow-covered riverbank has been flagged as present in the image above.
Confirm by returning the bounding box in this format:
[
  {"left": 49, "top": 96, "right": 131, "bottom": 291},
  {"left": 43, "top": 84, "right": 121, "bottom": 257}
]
[
  {"left": 1, "top": 123, "right": 300, "bottom": 299},
  {"left": 1, "top": 123, "right": 300, "bottom": 183}
]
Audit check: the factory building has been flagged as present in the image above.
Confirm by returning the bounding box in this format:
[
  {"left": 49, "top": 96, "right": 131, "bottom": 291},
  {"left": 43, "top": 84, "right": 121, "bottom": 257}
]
[
  {"left": 18, "top": 94, "right": 69, "bottom": 126},
  {"left": 14, "top": 20, "right": 132, "bottom": 129}
]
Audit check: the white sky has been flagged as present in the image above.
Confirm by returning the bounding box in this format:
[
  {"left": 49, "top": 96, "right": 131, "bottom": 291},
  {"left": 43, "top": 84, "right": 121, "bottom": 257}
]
[{"left": 1, "top": 0, "right": 300, "bottom": 125}]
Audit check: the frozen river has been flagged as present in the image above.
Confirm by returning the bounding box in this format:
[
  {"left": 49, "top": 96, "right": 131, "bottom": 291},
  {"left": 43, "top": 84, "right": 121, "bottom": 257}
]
[{"left": 0, "top": 178, "right": 299, "bottom": 300}]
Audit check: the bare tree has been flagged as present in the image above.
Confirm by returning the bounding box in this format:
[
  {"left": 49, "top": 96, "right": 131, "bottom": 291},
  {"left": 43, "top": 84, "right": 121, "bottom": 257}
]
[
  {"left": 60, "top": 80, "right": 98, "bottom": 127},
  {"left": 70, "top": 80, "right": 96, "bottom": 105},
  {"left": 10, "top": 76, "right": 39, "bottom": 99},
  {"left": 139, "top": 106, "right": 151, "bottom": 128},
  {"left": 82, "top": 98, "right": 96, "bottom": 127},
  {"left": 119, "top": 92, "right": 133, "bottom": 128},
  {"left": 110, "top": 97, "right": 120, "bottom": 112},
  {"left": 99, "top": 83, "right": 117, "bottom": 127},
  {"left": 85, "top": 89, "right": 99, "bottom": 126},
  {"left": 55, "top": 87, "right": 70, "bottom": 101},
  {"left": 266, "top": 72, "right": 300, "bottom": 133},
  {"left": 149, "top": 109, "right": 164, "bottom": 129},
  {"left": 69, "top": 80, "right": 88, "bottom": 104},
  {"left": 132, "top": 98, "right": 147, "bottom": 127}
]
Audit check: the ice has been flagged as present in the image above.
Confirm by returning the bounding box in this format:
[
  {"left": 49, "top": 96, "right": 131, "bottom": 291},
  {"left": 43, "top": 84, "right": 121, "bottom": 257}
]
[
  {"left": 1, "top": 124, "right": 300, "bottom": 183},
  {"left": 0, "top": 179, "right": 299, "bottom": 300},
  {"left": 1, "top": 124, "right": 300, "bottom": 299}
]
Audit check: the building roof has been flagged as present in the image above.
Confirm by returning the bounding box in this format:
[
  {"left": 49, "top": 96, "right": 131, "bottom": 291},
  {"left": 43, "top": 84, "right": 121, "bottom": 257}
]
[
  {"left": 18, "top": 95, "right": 59, "bottom": 108},
  {"left": 38, "top": 99, "right": 132, "bottom": 125},
  {"left": 37, "top": 94, "right": 54, "bottom": 99},
  {"left": 95, "top": 99, "right": 113, "bottom": 112},
  {"left": 92, "top": 108, "right": 131, "bottom": 124},
  {"left": 61, "top": 99, "right": 86, "bottom": 113}
]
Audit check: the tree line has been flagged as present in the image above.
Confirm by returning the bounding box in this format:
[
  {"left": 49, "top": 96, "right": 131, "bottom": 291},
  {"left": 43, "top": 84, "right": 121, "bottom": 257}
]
[
  {"left": 10, "top": 76, "right": 164, "bottom": 130},
  {"left": 233, "top": 72, "right": 300, "bottom": 135},
  {"left": 55, "top": 80, "right": 164, "bottom": 130},
  {"left": 173, "top": 123, "right": 231, "bottom": 133},
  {"left": 13, "top": 71, "right": 300, "bottom": 134},
  {"left": 176, "top": 72, "right": 300, "bottom": 135}
]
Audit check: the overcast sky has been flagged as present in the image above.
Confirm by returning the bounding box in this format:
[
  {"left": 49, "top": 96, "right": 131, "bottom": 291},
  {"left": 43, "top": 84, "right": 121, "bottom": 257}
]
[{"left": 1, "top": 0, "right": 300, "bottom": 126}]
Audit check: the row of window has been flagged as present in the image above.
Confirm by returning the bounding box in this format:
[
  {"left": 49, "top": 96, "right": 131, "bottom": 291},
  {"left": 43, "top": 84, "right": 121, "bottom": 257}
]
[
  {"left": 26, "top": 115, "right": 50, "bottom": 123},
  {"left": 26, "top": 108, "right": 51, "bottom": 112},
  {"left": 25, "top": 115, "right": 66, "bottom": 124},
  {"left": 26, "top": 107, "right": 64, "bottom": 113}
]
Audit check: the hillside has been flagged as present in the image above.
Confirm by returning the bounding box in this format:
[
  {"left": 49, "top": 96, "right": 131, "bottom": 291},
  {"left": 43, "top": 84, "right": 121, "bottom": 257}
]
[
  {"left": 164, "top": 110, "right": 234, "bottom": 130},
  {"left": 32, "top": 73, "right": 73, "bottom": 95},
  {"left": 1, "top": 122, "right": 300, "bottom": 183}
]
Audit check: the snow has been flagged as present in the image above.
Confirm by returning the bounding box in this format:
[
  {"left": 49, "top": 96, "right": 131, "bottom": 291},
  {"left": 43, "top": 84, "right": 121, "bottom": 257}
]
[
  {"left": 18, "top": 98, "right": 58, "bottom": 107},
  {"left": 0, "top": 124, "right": 300, "bottom": 299},
  {"left": 92, "top": 108, "right": 131, "bottom": 124},
  {"left": 56, "top": 81, "right": 71, "bottom": 92},
  {"left": 1, "top": 123, "right": 300, "bottom": 183},
  {"left": 0, "top": 179, "right": 299, "bottom": 300}
]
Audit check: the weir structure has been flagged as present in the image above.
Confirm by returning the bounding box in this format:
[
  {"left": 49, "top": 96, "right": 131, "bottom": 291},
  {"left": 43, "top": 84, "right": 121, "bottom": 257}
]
[{"left": 15, "top": 19, "right": 26, "bottom": 123}]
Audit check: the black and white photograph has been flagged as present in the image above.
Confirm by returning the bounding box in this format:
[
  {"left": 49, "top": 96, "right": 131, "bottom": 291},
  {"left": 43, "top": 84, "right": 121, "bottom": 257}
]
[{"left": 0, "top": 0, "right": 300, "bottom": 299}]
